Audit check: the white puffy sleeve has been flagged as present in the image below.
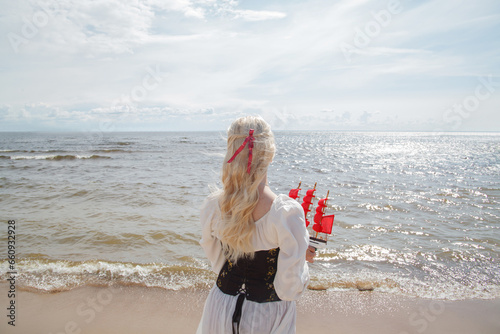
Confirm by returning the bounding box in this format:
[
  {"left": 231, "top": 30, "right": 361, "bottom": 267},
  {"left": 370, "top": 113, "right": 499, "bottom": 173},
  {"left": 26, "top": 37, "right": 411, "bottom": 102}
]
[
  {"left": 199, "top": 194, "right": 226, "bottom": 274},
  {"left": 273, "top": 197, "right": 310, "bottom": 301}
]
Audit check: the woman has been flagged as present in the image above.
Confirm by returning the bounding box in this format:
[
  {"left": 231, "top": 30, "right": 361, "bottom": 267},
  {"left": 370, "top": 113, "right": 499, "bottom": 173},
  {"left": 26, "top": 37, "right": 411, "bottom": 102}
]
[{"left": 197, "top": 116, "right": 315, "bottom": 334}]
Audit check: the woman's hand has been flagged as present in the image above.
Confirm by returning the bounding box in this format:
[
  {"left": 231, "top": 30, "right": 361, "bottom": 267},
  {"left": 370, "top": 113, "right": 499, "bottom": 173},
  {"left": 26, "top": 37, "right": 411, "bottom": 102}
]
[{"left": 306, "top": 246, "right": 316, "bottom": 263}]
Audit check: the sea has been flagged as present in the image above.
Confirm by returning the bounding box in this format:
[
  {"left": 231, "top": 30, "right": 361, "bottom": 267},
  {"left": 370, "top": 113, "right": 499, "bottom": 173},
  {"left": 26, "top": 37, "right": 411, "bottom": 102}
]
[{"left": 1, "top": 131, "right": 499, "bottom": 300}]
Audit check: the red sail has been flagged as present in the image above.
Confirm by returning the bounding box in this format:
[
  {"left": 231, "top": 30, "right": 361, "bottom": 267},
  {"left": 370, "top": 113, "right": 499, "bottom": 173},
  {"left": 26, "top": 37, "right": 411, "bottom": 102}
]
[
  {"left": 312, "top": 223, "right": 322, "bottom": 233},
  {"left": 301, "top": 188, "right": 316, "bottom": 226},
  {"left": 301, "top": 194, "right": 315, "bottom": 213},
  {"left": 320, "top": 215, "right": 335, "bottom": 234},
  {"left": 289, "top": 188, "right": 300, "bottom": 199},
  {"left": 314, "top": 197, "right": 328, "bottom": 222},
  {"left": 302, "top": 195, "right": 314, "bottom": 205},
  {"left": 301, "top": 202, "right": 312, "bottom": 214}
]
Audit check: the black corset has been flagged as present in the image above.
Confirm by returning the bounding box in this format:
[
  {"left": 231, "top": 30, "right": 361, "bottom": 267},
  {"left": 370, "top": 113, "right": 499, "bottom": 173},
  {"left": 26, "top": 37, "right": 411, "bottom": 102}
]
[{"left": 217, "top": 248, "right": 281, "bottom": 303}]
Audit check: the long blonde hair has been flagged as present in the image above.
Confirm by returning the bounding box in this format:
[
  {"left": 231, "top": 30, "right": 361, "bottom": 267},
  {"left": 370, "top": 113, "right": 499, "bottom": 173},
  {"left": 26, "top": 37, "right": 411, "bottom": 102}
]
[{"left": 217, "top": 116, "right": 275, "bottom": 263}]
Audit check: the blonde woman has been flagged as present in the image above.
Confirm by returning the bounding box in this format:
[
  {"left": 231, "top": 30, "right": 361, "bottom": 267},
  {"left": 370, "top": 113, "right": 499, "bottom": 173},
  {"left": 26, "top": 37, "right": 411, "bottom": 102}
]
[{"left": 197, "top": 116, "right": 315, "bottom": 334}]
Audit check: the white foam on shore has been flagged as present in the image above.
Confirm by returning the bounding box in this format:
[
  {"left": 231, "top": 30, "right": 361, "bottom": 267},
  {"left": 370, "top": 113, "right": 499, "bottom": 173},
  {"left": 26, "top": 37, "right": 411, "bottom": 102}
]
[
  {"left": 0, "top": 258, "right": 214, "bottom": 292},
  {"left": 2, "top": 258, "right": 499, "bottom": 300},
  {"left": 7, "top": 154, "right": 110, "bottom": 160}
]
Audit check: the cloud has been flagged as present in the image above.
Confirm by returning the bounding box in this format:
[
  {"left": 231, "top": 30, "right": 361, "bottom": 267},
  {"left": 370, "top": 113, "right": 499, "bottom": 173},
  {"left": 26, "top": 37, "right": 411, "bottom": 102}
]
[
  {"left": 0, "top": 105, "right": 11, "bottom": 120},
  {"left": 0, "top": 0, "right": 499, "bottom": 131},
  {"left": 145, "top": 0, "right": 286, "bottom": 22},
  {"left": 145, "top": 0, "right": 207, "bottom": 18},
  {"left": 49, "top": 0, "right": 156, "bottom": 55},
  {"left": 231, "top": 9, "right": 286, "bottom": 21},
  {"left": 359, "top": 110, "right": 379, "bottom": 124}
]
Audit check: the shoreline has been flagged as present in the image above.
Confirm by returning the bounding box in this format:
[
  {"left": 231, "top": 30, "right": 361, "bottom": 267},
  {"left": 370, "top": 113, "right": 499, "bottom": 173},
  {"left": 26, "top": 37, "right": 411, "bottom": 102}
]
[{"left": 1, "top": 283, "right": 499, "bottom": 333}]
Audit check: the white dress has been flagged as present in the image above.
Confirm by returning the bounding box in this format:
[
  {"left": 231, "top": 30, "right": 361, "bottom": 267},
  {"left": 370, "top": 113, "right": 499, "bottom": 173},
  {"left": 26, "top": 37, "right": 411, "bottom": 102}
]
[{"left": 196, "top": 194, "right": 310, "bottom": 334}]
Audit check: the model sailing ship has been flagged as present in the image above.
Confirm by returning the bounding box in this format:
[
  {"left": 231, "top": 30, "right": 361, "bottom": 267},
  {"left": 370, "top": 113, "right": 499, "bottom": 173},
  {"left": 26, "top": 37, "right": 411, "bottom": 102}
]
[{"left": 289, "top": 182, "right": 335, "bottom": 249}]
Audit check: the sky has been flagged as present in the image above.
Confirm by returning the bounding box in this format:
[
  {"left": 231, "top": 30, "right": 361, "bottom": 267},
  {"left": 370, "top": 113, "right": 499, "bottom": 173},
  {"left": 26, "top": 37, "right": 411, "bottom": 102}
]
[{"left": 0, "top": 0, "right": 499, "bottom": 132}]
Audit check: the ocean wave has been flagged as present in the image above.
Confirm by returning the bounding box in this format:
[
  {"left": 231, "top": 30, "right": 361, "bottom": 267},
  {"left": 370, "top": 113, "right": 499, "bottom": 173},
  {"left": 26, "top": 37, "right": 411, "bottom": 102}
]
[
  {"left": 1, "top": 258, "right": 499, "bottom": 300},
  {"left": 0, "top": 258, "right": 215, "bottom": 293},
  {"left": 1, "top": 149, "right": 69, "bottom": 153},
  {"left": 315, "top": 246, "right": 500, "bottom": 299},
  {"left": 93, "top": 149, "right": 128, "bottom": 153},
  {"left": 357, "top": 203, "right": 402, "bottom": 212},
  {"left": 319, "top": 245, "right": 499, "bottom": 268},
  {"left": 5, "top": 154, "right": 111, "bottom": 160},
  {"left": 309, "top": 268, "right": 500, "bottom": 300}
]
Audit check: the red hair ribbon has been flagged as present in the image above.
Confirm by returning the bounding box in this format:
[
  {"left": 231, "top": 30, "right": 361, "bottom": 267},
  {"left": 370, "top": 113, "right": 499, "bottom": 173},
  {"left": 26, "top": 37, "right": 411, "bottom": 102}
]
[{"left": 227, "top": 129, "right": 255, "bottom": 174}]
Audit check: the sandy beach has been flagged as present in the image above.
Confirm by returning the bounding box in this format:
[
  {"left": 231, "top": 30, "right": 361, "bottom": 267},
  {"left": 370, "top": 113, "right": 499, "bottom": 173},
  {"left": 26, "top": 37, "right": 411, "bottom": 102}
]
[{"left": 1, "top": 283, "right": 499, "bottom": 334}]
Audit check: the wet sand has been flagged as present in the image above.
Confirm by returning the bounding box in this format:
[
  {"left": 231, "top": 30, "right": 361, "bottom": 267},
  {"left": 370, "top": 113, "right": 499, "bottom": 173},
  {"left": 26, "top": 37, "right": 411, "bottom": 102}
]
[{"left": 0, "top": 283, "right": 499, "bottom": 334}]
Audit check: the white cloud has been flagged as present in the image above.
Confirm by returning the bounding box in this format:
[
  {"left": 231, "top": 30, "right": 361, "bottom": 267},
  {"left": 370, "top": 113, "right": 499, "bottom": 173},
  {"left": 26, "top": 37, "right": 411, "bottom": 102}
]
[
  {"left": 0, "top": 0, "right": 499, "bottom": 131},
  {"left": 231, "top": 9, "right": 286, "bottom": 21},
  {"left": 145, "top": 0, "right": 207, "bottom": 18}
]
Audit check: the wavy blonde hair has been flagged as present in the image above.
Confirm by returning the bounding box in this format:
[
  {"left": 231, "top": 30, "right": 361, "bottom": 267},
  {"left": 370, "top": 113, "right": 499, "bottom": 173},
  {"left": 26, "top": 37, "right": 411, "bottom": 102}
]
[{"left": 217, "top": 116, "right": 275, "bottom": 263}]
